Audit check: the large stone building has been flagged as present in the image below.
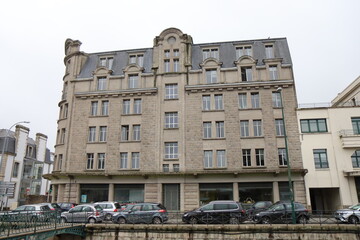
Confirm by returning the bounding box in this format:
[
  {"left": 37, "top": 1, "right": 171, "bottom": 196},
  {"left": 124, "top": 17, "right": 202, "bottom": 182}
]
[
  {"left": 48, "top": 28, "right": 306, "bottom": 211},
  {"left": 0, "top": 125, "right": 53, "bottom": 209},
  {"left": 298, "top": 75, "right": 360, "bottom": 212}
]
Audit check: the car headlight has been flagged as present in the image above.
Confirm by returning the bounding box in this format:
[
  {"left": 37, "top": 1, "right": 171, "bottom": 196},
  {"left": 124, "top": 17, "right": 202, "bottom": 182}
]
[{"left": 183, "top": 213, "right": 188, "bottom": 217}]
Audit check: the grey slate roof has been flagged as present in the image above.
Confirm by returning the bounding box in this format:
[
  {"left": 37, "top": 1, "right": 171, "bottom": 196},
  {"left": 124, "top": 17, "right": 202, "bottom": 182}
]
[{"left": 77, "top": 38, "right": 292, "bottom": 78}]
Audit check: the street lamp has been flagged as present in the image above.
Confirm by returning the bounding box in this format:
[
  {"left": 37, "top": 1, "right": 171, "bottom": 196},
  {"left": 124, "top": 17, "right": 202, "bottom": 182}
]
[
  {"left": 0, "top": 121, "right": 30, "bottom": 182},
  {"left": 276, "top": 87, "right": 296, "bottom": 224}
]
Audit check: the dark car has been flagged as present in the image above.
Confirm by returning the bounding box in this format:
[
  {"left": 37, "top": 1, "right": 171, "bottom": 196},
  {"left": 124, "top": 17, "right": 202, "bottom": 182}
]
[
  {"left": 253, "top": 201, "right": 309, "bottom": 224},
  {"left": 112, "top": 203, "right": 168, "bottom": 224},
  {"left": 58, "top": 202, "right": 78, "bottom": 212},
  {"left": 182, "top": 200, "right": 246, "bottom": 224},
  {"left": 246, "top": 201, "right": 273, "bottom": 218}
]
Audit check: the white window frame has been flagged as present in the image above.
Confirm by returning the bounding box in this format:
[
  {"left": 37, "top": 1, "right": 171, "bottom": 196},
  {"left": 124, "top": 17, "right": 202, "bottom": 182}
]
[
  {"left": 129, "top": 75, "right": 138, "bottom": 88},
  {"left": 88, "top": 127, "right": 96, "bottom": 142},
  {"left": 99, "top": 126, "right": 107, "bottom": 142},
  {"left": 165, "top": 112, "right": 178, "bottom": 128},
  {"left": 133, "top": 125, "right": 141, "bottom": 141},
  {"left": 214, "top": 94, "right": 223, "bottom": 110},
  {"left": 131, "top": 152, "right": 140, "bottom": 169},
  {"left": 242, "top": 149, "right": 251, "bottom": 167},
  {"left": 204, "top": 150, "right": 213, "bottom": 168},
  {"left": 278, "top": 148, "right": 287, "bottom": 166},
  {"left": 123, "top": 100, "right": 130, "bottom": 114},
  {"left": 216, "top": 150, "right": 226, "bottom": 168},
  {"left": 269, "top": 65, "right": 278, "bottom": 80},
  {"left": 101, "top": 101, "right": 109, "bottom": 116},
  {"left": 120, "top": 153, "right": 128, "bottom": 169},
  {"left": 275, "top": 119, "right": 285, "bottom": 136},
  {"left": 238, "top": 93, "right": 247, "bottom": 109},
  {"left": 202, "top": 95, "right": 211, "bottom": 111},
  {"left": 87, "top": 153, "right": 94, "bottom": 169},
  {"left": 203, "top": 122, "right": 212, "bottom": 139},
  {"left": 97, "top": 77, "right": 107, "bottom": 90},
  {"left": 121, "top": 125, "right": 129, "bottom": 141},
  {"left": 240, "top": 120, "right": 249, "bottom": 137},
  {"left": 98, "top": 153, "right": 105, "bottom": 169},
  {"left": 165, "top": 84, "right": 178, "bottom": 99},
  {"left": 256, "top": 149, "right": 265, "bottom": 166},
  {"left": 216, "top": 121, "right": 225, "bottom": 138},
  {"left": 251, "top": 93, "right": 260, "bottom": 108},
  {"left": 253, "top": 120, "right": 262, "bottom": 137},
  {"left": 206, "top": 69, "right": 217, "bottom": 84},
  {"left": 165, "top": 142, "right": 178, "bottom": 159},
  {"left": 91, "top": 101, "right": 98, "bottom": 116}
]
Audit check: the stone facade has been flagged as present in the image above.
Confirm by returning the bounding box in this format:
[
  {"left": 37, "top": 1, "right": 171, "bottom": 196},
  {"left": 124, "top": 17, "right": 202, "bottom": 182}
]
[{"left": 48, "top": 28, "right": 306, "bottom": 211}]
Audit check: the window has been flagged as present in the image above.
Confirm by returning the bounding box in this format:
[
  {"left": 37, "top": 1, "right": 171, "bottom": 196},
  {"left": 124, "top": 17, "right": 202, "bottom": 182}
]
[
  {"left": 91, "top": 101, "right": 98, "bottom": 116},
  {"left": 98, "top": 153, "right": 105, "bottom": 169},
  {"left": 352, "top": 150, "right": 360, "bottom": 168},
  {"left": 203, "top": 122, "right": 212, "bottom": 138},
  {"left": 129, "top": 54, "right": 144, "bottom": 67},
  {"left": 123, "top": 100, "right": 130, "bottom": 114},
  {"left": 120, "top": 153, "right": 128, "bottom": 169},
  {"left": 174, "top": 59, "right": 179, "bottom": 72},
  {"left": 101, "top": 101, "right": 109, "bottom": 116},
  {"left": 265, "top": 45, "right": 274, "bottom": 58},
  {"left": 58, "top": 154, "right": 63, "bottom": 170},
  {"left": 60, "top": 129, "right": 66, "bottom": 144},
  {"left": 129, "top": 55, "right": 136, "bottom": 64},
  {"left": 137, "top": 55, "right": 144, "bottom": 67},
  {"left": 165, "top": 112, "right": 178, "bottom": 128},
  {"left": 121, "top": 125, "right": 129, "bottom": 141},
  {"left": 173, "top": 164, "right": 180, "bottom": 172},
  {"left": 165, "top": 142, "right": 178, "bottom": 159},
  {"left": 99, "top": 126, "right": 107, "bottom": 142},
  {"left": 275, "top": 119, "right": 285, "bottom": 136},
  {"left": 206, "top": 69, "right": 217, "bottom": 84},
  {"left": 241, "top": 67, "right": 252, "bottom": 81},
  {"left": 238, "top": 93, "right": 247, "bottom": 109},
  {"left": 300, "top": 119, "right": 327, "bottom": 133},
  {"left": 278, "top": 148, "right": 287, "bottom": 166},
  {"left": 216, "top": 121, "right": 225, "bottom": 138},
  {"left": 165, "top": 84, "right": 178, "bottom": 99},
  {"left": 97, "top": 77, "right": 107, "bottom": 90},
  {"left": 204, "top": 150, "right": 213, "bottom": 168},
  {"left": 173, "top": 49, "right": 179, "bottom": 57},
  {"left": 163, "top": 164, "right": 170, "bottom": 172},
  {"left": 164, "top": 60, "right": 170, "bottom": 72},
  {"left": 253, "top": 120, "right": 262, "bottom": 136},
  {"left": 214, "top": 94, "right": 223, "bottom": 110},
  {"left": 88, "top": 127, "right": 96, "bottom": 142},
  {"left": 313, "top": 149, "right": 328, "bottom": 168},
  {"left": 242, "top": 149, "right": 251, "bottom": 167},
  {"left": 236, "top": 46, "right": 252, "bottom": 59},
  {"left": 251, "top": 93, "right": 260, "bottom": 108},
  {"left": 269, "top": 65, "right": 278, "bottom": 80},
  {"left": 203, "top": 48, "right": 219, "bottom": 60},
  {"left": 256, "top": 149, "right": 265, "bottom": 166},
  {"left": 63, "top": 104, "right": 68, "bottom": 118},
  {"left": 133, "top": 125, "right": 141, "bottom": 141},
  {"left": 216, "top": 150, "right": 226, "bottom": 168},
  {"left": 129, "top": 75, "right": 138, "bottom": 88},
  {"left": 133, "top": 99, "right": 142, "bottom": 114},
  {"left": 202, "top": 95, "right": 211, "bottom": 110},
  {"left": 352, "top": 118, "right": 360, "bottom": 134},
  {"left": 87, "top": 153, "right": 94, "bottom": 169},
  {"left": 131, "top": 152, "right": 140, "bottom": 169},
  {"left": 12, "top": 162, "right": 19, "bottom": 178},
  {"left": 272, "top": 92, "right": 282, "bottom": 107},
  {"left": 240, "top": 120, "right": 249, "bottom": 137},
  {"left": 164, "top": 50, "right": 170, "bottom": 58},
  {"left": 99, "top": 56, "right": 113, "bottom": 69}
]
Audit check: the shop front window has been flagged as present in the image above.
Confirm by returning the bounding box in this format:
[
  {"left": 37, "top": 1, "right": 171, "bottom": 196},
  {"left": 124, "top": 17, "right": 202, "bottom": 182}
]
[
  {"left": 114, "top": 184, "right": 144, "bottom": 204},
  {"left": 199, "top": 183, "right": 233, "bottom": 205},
  {"left": 80, "top": 184, "right": 109, "bottom": 203},
  {"left": 239, "top": 182, "right": 272, "bottom": 204}
]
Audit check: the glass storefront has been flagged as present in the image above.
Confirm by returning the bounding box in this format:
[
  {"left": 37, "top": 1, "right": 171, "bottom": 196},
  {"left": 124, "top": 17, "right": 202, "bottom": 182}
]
[
  {"left": 199, "top": 183, "right": 233, "bottom": 205},
  {"left": 114, "top": 184, "right": 144, "bottom": 204},
  {"left": 239, "top": 182, "right": 272, "bottom": 203},
  {"left": 279, "top": 181, "right": 293, "bottom": 201},
  {"left": 80, "top": 184, "right": 109, "bottom": 203}
]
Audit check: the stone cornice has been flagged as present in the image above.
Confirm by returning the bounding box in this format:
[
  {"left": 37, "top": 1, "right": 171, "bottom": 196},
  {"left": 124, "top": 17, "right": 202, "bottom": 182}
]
[{"left": 74, "top": 88, "right": 158, "bottom": 99}]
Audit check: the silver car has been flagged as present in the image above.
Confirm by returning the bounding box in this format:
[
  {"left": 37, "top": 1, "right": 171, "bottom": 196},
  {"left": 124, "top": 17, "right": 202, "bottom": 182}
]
[
  {"left": 335, "top": 203, "right": 360, "bottom": 224},
  {"left": 60, "top": 204, "right": 104, "bottom": 223},
  {"left": 94, "top": 201, "right": 122, "bottom": 221}
]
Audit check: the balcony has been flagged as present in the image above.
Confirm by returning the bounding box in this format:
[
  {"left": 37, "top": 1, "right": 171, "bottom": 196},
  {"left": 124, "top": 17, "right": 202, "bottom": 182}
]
[{"left": 339, "top": 129, "right": 360, "bottom": 148}]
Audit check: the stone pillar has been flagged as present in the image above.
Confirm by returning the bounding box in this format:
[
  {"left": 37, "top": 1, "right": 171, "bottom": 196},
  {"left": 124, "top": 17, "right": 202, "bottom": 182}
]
[
  {"left": 108, "top": 183, "right": 114, "bottom": 201},
  {"left": 233, "top": 182, "right": 239, "bottom": 201},
  {"left": 273, "top": 181, "right": 280, "bottom": 202}
]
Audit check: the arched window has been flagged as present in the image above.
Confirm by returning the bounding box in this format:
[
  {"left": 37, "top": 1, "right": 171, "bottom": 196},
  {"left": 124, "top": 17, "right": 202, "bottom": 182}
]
[{"left": 352, "top": 150, "right": 360, "bottom": 168}]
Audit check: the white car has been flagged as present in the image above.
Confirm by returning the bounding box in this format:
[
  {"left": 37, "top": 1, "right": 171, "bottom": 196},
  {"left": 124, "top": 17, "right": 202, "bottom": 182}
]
[{"left": 335, "top": 203, "right": 360, "bottom": 224}]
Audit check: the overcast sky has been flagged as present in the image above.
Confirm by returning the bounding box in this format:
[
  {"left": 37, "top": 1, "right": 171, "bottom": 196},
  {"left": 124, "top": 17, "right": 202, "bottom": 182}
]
[{"left": 0, "top": 0, "right": 359, "bottom": 151}]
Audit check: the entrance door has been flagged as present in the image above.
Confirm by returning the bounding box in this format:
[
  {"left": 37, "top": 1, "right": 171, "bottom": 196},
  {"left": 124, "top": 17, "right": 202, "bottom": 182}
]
[
  {"left": 310, "top": 188, "right": 340, "bottom": 213},
  {"left": 163, "top": 184, "right": 180, "bottom": 211}
]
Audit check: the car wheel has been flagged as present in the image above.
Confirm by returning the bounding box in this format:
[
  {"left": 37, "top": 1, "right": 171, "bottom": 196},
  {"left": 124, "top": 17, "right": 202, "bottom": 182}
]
[
  {"left": 152, "top": 217, "right": 162, "bottom": 224},
  {"left": 229, "top": 217, "right": 239, "bottom": 224},
  {"left": 88, "top": 218, "right": 96, "bottom": 224},
  {"left": 261, "top": 216, "right": 271, "bottom": 224},
  {"left": 60, "top": 217, "right": 67, "bottom": 223},
  {"left": 298, "top": 215, "right": 308, "bottom": 224},
  {"left": 104, "top": 213, "right": 112, "bottom": 221},
  {"left": 349, "top": 215, "right": 359, "bottom": 224},
  {"left": 189, "top": 217, "right": 197, "bottom": 224},
  {"left": 117, "top": 217, "right": 126, "bottom": 224}
]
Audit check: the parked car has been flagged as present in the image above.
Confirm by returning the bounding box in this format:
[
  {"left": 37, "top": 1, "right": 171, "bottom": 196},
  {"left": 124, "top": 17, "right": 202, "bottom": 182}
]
[
  {"left": 246, "top": 201, "right": 273, "bottom": 218},
  {"left": 182, "top": 200, "right": 247, "bottom": 224},
  {"left": 0, "top": 204, "right": 52, "bottom": 222},
  {"left": 112, "top": 203, "right": 168, "bottom": 224},
  {"left": 253, "top": 201, "right": 309, "bottom": 224},
  {"left": 334, "top": 203, "right": 360, "bottom": 224},
  {"left": 60, "top": 204, "right": 104, "bottom": 223},
  {"left": 94, "top": 201, "right": 122, "bottom": 221},
  {"left": 58, "top": 202, "right": 78, "bottom": 212}
]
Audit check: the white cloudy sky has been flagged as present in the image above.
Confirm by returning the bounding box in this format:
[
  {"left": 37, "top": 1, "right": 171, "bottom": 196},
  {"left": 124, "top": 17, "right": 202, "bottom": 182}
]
[{"left": 0, "top": 0, "right": 359, "bottom": 151}]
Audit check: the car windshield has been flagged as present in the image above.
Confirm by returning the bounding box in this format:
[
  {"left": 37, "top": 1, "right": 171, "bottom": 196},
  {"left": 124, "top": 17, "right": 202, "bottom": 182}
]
[
  {"left": 349, "top": 204, "right": 360, "bottom": 210},
  {"left": 268, "top": 204, "right": 285, "bottom": 211}
]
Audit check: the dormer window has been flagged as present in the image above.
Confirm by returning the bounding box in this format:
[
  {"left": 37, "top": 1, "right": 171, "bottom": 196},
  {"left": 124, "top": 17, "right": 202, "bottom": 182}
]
[
  {"left": 202, "top": 48, "right": 219, "bottom": 60},
  {"left": 265, "top": 45, "right": 274, "bottom": 58},
  {"left": 236, "top": 46, "right": 252, "bottom": 59},
  {"left": 128, "top": 54, "right": 144, "bottom": 67},
  {"left": 99, "top": 56, "right": 113, "bottom": 69}
]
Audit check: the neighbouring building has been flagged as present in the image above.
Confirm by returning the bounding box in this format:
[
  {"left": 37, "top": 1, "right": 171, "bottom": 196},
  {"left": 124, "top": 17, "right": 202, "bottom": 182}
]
[
  {"left": 298, "top": 75, "right": 360, "bottom": 212},
  {"left": 0, "top": 125, "right": 53, "bottom": 209},
  {"left": 47, "top": 28, "right": 306, "bottom": 211}
]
